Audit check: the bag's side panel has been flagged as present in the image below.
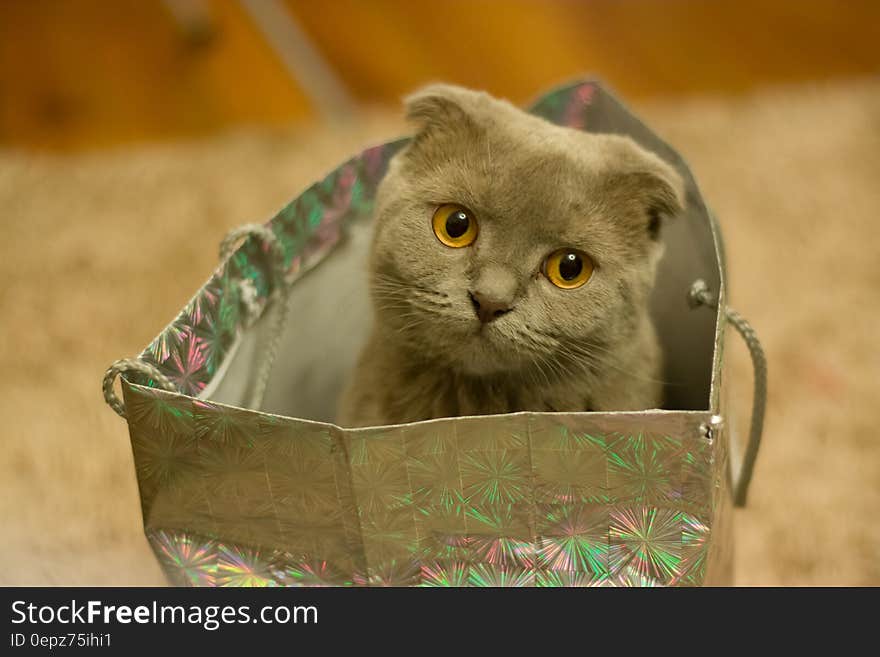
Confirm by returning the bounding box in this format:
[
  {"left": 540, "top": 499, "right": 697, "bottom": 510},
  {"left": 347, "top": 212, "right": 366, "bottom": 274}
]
[
  {"left": 341, "top": 411, "right": 719, "bottom": 587},
  {"left": 703, "top": 430, "right": 734, "bottom": 586},
  {"left": 253, "top": 412, "right": 365, "bottom": 584},
  {"left": 702, "top": 333, "right": 736, "bottom": 585},
  {"left": 680, "top": 418, "right": 728, "bottom": 585},
  {"left": 123, "top": 381, "right": 201, "bottom": 532},
  {"left": 532, "top": 412, "right": 719, "bottom": 586},
  {"left": 123, "top": 381, "right": 363, "bottom": 586},
  {"left": 344, "top": 425, "right": 430, "bottom": 585},
  {"left": 125, "top": 377, "right": 724, "bottom": 587}
]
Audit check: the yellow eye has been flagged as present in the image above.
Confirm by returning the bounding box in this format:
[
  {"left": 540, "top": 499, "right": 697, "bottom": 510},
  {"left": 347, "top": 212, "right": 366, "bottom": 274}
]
[
  {"left": 544, "top": 249, "right": 594, "bottom": 289},
  {"left": 432, "top": 204, "right": 478, "bottom": 248}
]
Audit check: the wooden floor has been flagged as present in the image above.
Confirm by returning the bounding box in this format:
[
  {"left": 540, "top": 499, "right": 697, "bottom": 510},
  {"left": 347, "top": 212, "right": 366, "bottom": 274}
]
[{"left": 1, "top": 0, "right": 878, "bottom": 151}]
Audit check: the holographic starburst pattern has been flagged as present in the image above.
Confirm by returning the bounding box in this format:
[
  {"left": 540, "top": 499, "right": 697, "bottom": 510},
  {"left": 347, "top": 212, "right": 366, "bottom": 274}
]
[
  {"left": 353, "top": 559, "right": 422, "bottom": 587},
  {"left": 609, "top": 507, "right": 683, "bottom": 583},
  {"left": 536, "top": 570, "right": 607, "bottom": 587},
  {"left": 419, "top": 561, "right": 469, "bottom": 587},
  {"left": 149, "top": 530, "right": 218, "bottom": 587},
  {"left": 351, "top": 461, "right": 413, "bottom": 513},
  {"left": 536, "top": 505, "right": 609, "bottom": 576},
  {"left": 607, "top": 432, "right": 683, "bottom": 504},
  {"left": 465, "top": 503, "right": 534, "bottom": 568},
  {"left": 459, "top": 449, "right": 530, "bottom": 506},
  {"left": 118, "top": 81, "right": 734, "bottom": 587},
  {"left": 468, "top": 563, "right": 535, "bottom": 587},
  {"left": 533, "top": 444, "right": 608, "bottom": 504},
  {"left": 164, "top": 332, "right": 209, "bottom": 397},
  {"left": 147, "top": 321, "right": 189, "bottom": 365},
  {"left": 215, "top": 543, "right": 281, "bottom": 587},
  {"left": 127, "top": 389, "right": 198, "bottom": 510},
  {"left": 409, "top": 450, "right": 463, "bottom": 512},
  {"left": 279, "top": 559, "right": 352, "bottom": 587},
  {"left": 194, "top": 400, "right": 260, "bottom": 446},
  {"left": 676, "top": 511, "right": 712, "bottom": 586},
  {"left": 126, "top": 384, "right": 193, "bottom": 435}
]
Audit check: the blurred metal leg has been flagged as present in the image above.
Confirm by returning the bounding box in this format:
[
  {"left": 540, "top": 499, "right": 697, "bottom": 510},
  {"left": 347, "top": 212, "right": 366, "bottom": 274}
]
[
  {"left": 161, "top": 0, "right": 216, "bottom": 48},
  {"left": 239, "top": 0, "right": 355, "bottom": 120}
]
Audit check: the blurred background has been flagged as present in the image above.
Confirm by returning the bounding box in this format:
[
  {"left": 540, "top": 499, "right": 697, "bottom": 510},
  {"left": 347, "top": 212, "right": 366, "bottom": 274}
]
[
  {"left": 3, "top": 0, "right": 880, "bottom": 150},
  {"left": 2, "top": 0, "right": 878, "bottom": 585}
]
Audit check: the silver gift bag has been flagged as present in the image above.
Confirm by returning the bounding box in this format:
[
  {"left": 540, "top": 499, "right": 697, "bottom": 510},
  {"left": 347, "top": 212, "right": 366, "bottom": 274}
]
[{"left": 103, "top": 80, "right": 766, "bottom": 587}]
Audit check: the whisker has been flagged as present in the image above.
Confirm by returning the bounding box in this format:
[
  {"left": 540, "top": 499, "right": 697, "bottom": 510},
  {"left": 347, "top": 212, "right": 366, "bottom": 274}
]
[
  {"left": 563, "top": 342, "right": 672, "bottom": 386},
  {"left": 371, "top": 273, "right": 447, "bottom": 298}
]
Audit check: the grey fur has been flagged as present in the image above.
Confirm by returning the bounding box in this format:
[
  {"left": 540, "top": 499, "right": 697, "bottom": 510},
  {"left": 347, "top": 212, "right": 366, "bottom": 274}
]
[{"left": 337, "top": 84, "right": 684, "bottom": 427}]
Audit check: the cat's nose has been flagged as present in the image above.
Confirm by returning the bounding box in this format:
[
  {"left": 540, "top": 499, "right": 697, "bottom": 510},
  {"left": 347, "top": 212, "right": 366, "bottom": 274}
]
[{"left": 469, "top": 291, "right": 512, "bottom": 324}]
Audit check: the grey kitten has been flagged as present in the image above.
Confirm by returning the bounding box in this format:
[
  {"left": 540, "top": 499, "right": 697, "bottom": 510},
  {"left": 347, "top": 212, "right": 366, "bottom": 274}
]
[{"left": 338, "top": 84, "right": 684, "bottom": 428}]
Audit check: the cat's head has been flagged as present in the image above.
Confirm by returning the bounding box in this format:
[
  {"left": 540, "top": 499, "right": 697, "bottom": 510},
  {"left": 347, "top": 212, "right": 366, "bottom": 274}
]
[{"left": 369, "top": 83, "right": 685, "bottom": 378}]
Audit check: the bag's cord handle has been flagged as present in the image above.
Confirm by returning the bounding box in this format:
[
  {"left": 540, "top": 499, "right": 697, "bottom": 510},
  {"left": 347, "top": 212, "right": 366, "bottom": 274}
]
[
  {"left": 102, "top": 359, "right": 177, "bottom": 418},
  {"left": 689, "top": 279, "right": 767, "bottom": 507},
  {"left": 219, "top": 224, "right": 293, "bottom": 411},
  {"left": 102, "top": 224, "right": 292, "bottom": 419}
]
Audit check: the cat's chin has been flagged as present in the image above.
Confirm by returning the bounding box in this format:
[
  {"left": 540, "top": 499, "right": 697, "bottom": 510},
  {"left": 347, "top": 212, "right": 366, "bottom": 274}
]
[{"left": 443, "top": 329, "right": 526, "bottom": 377}]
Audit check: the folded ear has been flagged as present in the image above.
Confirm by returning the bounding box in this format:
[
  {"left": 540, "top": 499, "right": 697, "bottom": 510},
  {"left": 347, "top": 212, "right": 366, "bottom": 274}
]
[
  {"left": 403, "top": 83, "right": 484, "bottom": 137},
  {"left": 631, "top": 164, "right": 685, "bottom": 240},
  {"left": 599, "top": 136, "right": 686, "bottom": 241}
]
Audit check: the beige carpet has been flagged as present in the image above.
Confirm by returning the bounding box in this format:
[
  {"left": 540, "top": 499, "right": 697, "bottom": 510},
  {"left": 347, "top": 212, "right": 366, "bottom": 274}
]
[{"left": 2, "top": 79, "right": 878, "bottom": 586}]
